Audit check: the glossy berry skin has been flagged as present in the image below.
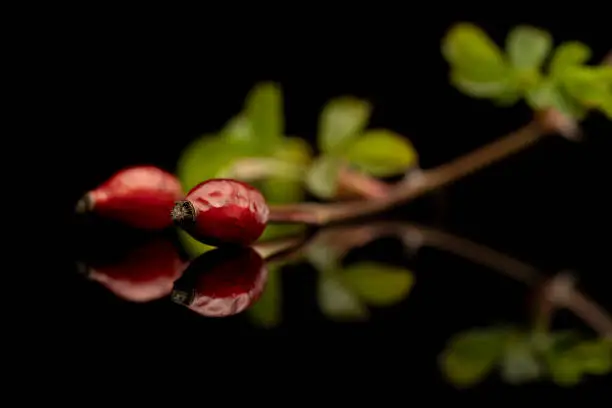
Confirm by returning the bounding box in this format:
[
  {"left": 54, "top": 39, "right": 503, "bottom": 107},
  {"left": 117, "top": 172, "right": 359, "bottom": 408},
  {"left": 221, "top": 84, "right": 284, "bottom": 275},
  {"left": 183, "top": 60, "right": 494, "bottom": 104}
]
[
  {"left": 171, "top": 178, "right": 269, "bottom": 247},
  {"left": 79, "top": 239, "right": 187, "bottom": 302},
  {"left": 171, "top": 247, "right": 267, "bottom": 317},
  {"left": 76, "top": 165, "right": 184, "bottom": 230}
]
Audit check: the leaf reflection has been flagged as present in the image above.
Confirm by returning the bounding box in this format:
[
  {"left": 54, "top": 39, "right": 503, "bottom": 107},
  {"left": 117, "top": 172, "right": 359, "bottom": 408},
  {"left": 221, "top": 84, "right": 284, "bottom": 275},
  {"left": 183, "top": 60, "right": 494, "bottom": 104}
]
[{"left": 440, "top": 325, "right": 612, "bottom": 388}]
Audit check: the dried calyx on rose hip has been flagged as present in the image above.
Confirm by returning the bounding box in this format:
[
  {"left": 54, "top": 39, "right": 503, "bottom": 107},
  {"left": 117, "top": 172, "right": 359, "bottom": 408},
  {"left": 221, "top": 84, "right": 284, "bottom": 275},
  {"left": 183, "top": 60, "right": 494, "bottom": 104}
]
[
  {"left": 171, "top": 178, "right": 269, "bottom": 247},
  {"left": 170, "top": 246, "right": 267, "bottom": 317},
  {"left": 76, "top": 165, "right": 184, "bottom": 230}
]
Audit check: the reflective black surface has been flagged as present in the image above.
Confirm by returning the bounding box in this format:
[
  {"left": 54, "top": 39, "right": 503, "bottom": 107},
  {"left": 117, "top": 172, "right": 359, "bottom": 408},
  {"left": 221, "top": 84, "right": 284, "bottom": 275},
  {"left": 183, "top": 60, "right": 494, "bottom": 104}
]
[{"left": 49, "top": 18, "right": 612, "bottom": 396}]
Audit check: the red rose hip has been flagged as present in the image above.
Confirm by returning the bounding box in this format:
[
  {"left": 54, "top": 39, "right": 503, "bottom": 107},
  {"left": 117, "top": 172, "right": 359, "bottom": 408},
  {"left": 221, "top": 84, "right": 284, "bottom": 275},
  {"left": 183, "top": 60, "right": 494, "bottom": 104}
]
[
  {"left": 171, "top": 178, "right": 269, "bottom": 246},
  {"left": 76, "top": 165, "right": 184, "bottom": 230}
]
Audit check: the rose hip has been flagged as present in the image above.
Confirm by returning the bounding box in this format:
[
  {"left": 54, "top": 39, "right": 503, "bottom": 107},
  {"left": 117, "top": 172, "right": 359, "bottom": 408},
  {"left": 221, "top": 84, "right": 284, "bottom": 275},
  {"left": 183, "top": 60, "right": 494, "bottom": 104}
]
[
  {"left": 76, "top": 165, "right": 184, "bottom": 230},
  {"left": 171, "top": 246, "right": 267, "bottom": 317},
  {"left": 171, "top": 178, "right": 269, "bottom": 247},
  {"left": 78, "top": 238, "right": 187, "bottom": 302}
]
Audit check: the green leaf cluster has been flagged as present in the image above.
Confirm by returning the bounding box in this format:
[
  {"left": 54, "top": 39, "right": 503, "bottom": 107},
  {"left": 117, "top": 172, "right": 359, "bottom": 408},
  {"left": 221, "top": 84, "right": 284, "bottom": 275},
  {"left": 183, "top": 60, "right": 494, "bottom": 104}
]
[
  {"left": 439, "top": 326, "right": 612, "bottom": 388},
  {"left": 306, "top": 97, "right": 418, "bottom": 199},
  {"left": 442, "top": 23, "right": 612, "bottom": 119}
]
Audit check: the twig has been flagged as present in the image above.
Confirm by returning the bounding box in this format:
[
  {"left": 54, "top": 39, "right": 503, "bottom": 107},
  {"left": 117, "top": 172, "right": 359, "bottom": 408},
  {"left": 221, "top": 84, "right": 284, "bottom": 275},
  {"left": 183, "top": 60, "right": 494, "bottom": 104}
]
[{"left": 269, "top": 121, "right": 548, "bottom": 225}]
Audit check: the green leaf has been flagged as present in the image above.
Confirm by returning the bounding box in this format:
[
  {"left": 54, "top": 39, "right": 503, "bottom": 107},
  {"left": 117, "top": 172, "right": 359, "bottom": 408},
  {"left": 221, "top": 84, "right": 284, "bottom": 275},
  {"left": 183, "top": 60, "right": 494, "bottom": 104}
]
[
  {"left": 501, "top": 342, "right": 542, "bottom": 384},
  {"left": 440, "top": 327, "right": 514, "bottom": 388},
  {"left": 221, "top": 114, "right": 257, "bottom": 151},
  {"left": 262, "top": 177, "right": 305, "bottom": 204},
  {"left": 548, "top": 354, "right": 584, "bottom": 386},
  {"left": 247, "top": 265, "right": 282, "bottom": 328},
  {"left": 258, "top": 178, "right": 307, "bottom": 241},
  {"left": 177, "top": 229, "right": 215, "bottom": 258},
  {"left": 343, "top": 129, "right": 418, "bottom": 177},
  {"left": 450, "top": 70, "right": 520, "bottom": 100},
  {"left": 317, "top": 273, "right": 369, "bottom": 321},
  {"left": 526, "top": 80, "right": 587, "bottom": 119},
  {"left": 305, "top": 155, "right": 342, "bottom": 199},
  {"left": 305, "top": 240, "right": 341, "bottom": 273},
  {"left": 318, "top": 97, "right": 371, "bottom": 153},
  {"left": 272, "top": 136, "right": 312, "bottom": 165},
  {"left": 569, "top": 340, "right": 612, "bottom": 375},
  {"left": 442, "top": 23, "right": 510, "bottom": 84},
  {"left": 506, "top": 25, "right": 552, "bottom": 72},
  {"left": 561, "top": 66, "right": 612, "bottom": 108},
  {"left": 176, "top": 134, "right": 249, "bottom": 192},
  {"left": 244, "top": 82, "right": 284, "bottom": 151},
  {"left": 340, "top": 262, "right": 415, "bottom": 306},
  {"left": 549, "top": 42, "right": 592, "bottom": 77}
]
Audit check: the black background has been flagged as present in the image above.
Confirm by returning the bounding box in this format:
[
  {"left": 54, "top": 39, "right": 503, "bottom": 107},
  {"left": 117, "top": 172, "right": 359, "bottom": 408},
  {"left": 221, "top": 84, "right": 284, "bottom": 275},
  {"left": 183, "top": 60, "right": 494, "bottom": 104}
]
[{"left": 43, "top": 16, "right": 612, "bottom": 398}]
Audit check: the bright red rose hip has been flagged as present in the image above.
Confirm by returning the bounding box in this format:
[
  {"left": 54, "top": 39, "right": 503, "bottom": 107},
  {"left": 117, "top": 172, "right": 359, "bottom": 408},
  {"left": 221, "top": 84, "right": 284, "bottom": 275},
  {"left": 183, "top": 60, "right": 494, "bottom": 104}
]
[
  {"left": 171, "top": 178, "right": 269, "bottom": 247},
  {"left": 76, "top": 165, "right": 184, "bottom": 230}
]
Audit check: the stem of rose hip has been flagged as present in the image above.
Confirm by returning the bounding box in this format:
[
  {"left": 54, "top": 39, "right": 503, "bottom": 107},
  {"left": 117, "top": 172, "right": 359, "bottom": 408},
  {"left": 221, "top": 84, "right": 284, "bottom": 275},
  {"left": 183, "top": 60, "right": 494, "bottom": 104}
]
[{"left": 268, "top": 120, "right": 549, "bottom": 225}]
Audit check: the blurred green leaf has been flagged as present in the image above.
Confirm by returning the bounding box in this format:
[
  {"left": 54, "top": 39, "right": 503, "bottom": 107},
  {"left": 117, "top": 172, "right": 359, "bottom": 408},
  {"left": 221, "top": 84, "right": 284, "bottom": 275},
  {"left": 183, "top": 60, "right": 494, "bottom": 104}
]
[
  {"left": 549, "top": 42, "right": 592, "bottom": 77},
  {"left": 258, "top": 177, "right": 306, "bottom": 241},
  {"left": 501, "top": 341, "right": 542, "bottom": 384},
  {"left": 440, "top": 327, "right": 514, "bottom": 388},
  {"left": 305, "top": 240, "right": 341, "bottom": 273},
  {"left": 569, "top": 340, "right": 612, "bottom": 375},
  {"left": 343, "top": 129, "right": 418, "bottom": 177},
  {"left": 547, "top": 353, "right": 584, "bottom": 386},
  {"left": 262, "top": 177, "right": 305, "bottom": 204},
  {"left": 561, "top": 66, "right": 612, "bottom": 108},
  {"left": 506, "top": 25, "right": 552, "bottom": 72},
  {"left": 247, "top": 265, "right": 282, "bottom": 328},
  {"left": 245, "top": 82, "right": 284, "bottom": 151},
  {"left": 259, "top": 224, "right": 306, "bottom": 242},
  {"left": 177, "top": 229, "right": 215, "bottom": 258},
  {"left": 176, "top": 134, "right": 249, "bottom": 192},
  {"left": 305, "top": 155, "right": 342, "bottom": 199},
  {"left": 450, "top": 71, "right": 520, "bottom": 100},
  {"left": 341, "top": 262, "right": 415, "bottom": 306},
  {"left": 221, "top": 114, "right": 257, "bottom": 151},
  {"left": 442, "top": 23, "right": 511, "bottom": 89},
  {"left": 526, "top": 80, "right": 587, "bottom": 119},
  {"left": 318, "top": 97, "right": 371, "bottom": 153},
  {"left": 272, "top": 136, "right": 312, "bottom": 166},
  {"left": 317, "top": 273, "right": 369, "bottom": 321}
]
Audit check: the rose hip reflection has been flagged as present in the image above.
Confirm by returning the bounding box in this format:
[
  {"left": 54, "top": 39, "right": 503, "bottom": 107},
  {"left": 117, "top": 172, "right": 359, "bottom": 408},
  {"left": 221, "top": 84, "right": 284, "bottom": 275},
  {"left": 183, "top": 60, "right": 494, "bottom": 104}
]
[
  {"left": 79, "top": 238, "right": 187, "bottom": 302},
  {"left": 171, "top": 247, "right": 268, "bottom": 317}
]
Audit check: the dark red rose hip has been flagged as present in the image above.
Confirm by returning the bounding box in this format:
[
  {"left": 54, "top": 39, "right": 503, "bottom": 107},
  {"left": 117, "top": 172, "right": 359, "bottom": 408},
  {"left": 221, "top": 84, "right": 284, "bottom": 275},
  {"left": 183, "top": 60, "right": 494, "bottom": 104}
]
[
  {"left": 171, "top": 246, "right": 267, "bottom": 317},
  {"left": 171, "top": 178, "right": 269, "bottom": 246},
  {"left": 76, "top": 165, "right": 184, "bottom": 229}
]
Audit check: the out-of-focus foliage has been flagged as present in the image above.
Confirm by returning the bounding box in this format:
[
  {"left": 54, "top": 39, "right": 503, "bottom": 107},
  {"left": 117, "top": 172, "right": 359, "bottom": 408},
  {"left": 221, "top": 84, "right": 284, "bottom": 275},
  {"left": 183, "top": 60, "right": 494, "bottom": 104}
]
[
  {"left": 442, "top": 23, "right": 612, "bottom": 120},
  {"left": 306, "top": 239, "right": 414, "bottom": 322},
  {"left": 176, "top": 82, "right": 420, "bottom": 235},
  {"left": 247, "top": 265, "right": 282, "bottom": 328},
  {"left": 439, "top": 325, "right": 612, "bottom": 387},
  {"left": 308, "top": 97, "right": 418, "bottom": 199}
]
